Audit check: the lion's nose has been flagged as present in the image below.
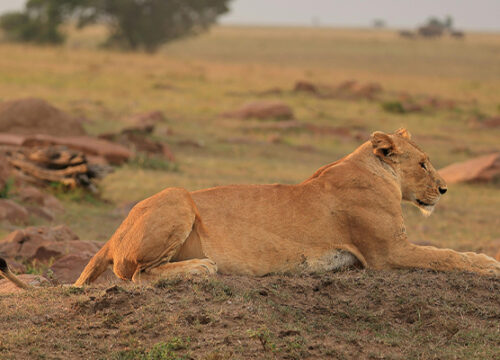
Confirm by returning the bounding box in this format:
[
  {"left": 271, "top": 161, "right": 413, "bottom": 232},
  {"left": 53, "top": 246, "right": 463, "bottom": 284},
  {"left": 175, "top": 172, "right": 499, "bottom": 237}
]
[{"left": 438, "top": 186, "right": 447, "bottom": 195}]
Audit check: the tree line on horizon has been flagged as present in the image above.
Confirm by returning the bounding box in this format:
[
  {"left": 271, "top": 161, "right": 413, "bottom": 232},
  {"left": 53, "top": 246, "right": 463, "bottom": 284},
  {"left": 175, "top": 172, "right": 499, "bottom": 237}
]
[{"left": 0, "top": 0, "right": 232, "bottom": 52}]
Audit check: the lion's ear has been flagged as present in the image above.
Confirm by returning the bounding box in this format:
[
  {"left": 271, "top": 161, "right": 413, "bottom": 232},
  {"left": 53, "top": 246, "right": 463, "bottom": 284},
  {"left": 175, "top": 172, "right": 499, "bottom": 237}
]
[
  {"left": 395, "top": 128, "right": 411, "bottom": 140},
  {"left": 371, "top": 131, "right": 397, "bottom": 159}
]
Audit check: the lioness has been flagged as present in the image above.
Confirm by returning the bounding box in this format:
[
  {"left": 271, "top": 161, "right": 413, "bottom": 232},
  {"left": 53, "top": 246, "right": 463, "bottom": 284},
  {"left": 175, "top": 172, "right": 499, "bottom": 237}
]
[
  {"left": 70, "top": 128, "right": 499, "bottom": 286},
  {"left": 2, "top": 129, "right": 498, "bottom": 290}
]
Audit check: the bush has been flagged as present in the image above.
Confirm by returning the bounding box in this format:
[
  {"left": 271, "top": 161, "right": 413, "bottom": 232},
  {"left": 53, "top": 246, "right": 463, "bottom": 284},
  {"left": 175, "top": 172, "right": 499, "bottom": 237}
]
[{"left": 381, "top": 101, "right": 406, "bottom": 114}]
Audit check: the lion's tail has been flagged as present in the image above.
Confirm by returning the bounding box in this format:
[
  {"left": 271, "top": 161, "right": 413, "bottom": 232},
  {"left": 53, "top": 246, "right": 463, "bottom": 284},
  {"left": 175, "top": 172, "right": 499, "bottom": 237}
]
[
  {"left": 74, "top": 242, "right": 112, "bottom": 287},
  {"left": 0, "top": 257, "right": 32, "bottom": 290}
]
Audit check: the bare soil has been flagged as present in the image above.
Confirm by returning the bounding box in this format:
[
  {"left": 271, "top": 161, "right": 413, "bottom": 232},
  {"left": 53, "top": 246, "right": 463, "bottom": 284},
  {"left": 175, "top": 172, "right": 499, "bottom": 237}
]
[{"left": 1, "top": 269, "right": 498, "bottom": 359}]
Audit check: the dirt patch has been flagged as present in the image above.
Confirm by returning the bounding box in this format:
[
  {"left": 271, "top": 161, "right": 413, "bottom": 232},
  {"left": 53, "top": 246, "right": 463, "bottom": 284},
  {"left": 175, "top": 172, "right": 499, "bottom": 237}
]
[
  {"left": 0, "top": 270, "right": 498, "bottom": 359},
  {"left": 0, "top": 98, "right": 85, "bottom": 136}
]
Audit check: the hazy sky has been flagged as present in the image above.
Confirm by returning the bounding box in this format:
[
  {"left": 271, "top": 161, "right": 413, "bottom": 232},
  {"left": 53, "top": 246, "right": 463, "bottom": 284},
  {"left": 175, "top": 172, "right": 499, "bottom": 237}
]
[{"left": 1, "top": 0, "right": 499, "bottom": 31}]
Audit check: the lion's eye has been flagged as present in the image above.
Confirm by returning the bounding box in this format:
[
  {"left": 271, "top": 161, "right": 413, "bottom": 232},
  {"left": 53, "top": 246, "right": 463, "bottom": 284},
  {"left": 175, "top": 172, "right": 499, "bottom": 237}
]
[{"left": 420, "top": 162, "right": 427, "bottom": 170}]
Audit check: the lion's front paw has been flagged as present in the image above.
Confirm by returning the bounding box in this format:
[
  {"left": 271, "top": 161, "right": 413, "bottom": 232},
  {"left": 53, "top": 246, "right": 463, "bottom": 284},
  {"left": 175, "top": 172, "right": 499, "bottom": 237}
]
[{"left": 188, "top": 259, "right": 218, "bottom": 275}]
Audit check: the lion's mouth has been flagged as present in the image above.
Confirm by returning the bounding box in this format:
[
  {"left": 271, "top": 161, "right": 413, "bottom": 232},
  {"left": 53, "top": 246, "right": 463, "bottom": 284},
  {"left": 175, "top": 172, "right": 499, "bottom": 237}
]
[{"left": 416, "top": 199, "right": 433, "bottom": 206}]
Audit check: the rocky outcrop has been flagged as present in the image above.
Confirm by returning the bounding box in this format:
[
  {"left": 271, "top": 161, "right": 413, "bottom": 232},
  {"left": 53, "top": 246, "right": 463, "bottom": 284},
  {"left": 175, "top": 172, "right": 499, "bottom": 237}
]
[
  {"left": 0, "top": 98, "right": 85, "bottom": 136},
  {"left": 439, "top": 153, "right": 500, "bottom": 184}
]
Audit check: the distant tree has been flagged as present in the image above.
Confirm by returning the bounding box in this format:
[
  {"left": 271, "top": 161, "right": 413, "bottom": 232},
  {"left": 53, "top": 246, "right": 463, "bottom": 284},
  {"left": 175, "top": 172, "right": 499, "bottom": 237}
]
[
  {"left": 444, "top": 15, "right": 453, "bottom": 30},
  {"left": 372, "top": 19, "right": 386, "bottom": 28},
  {"left": 0, "top": 0, "right": 81, "bottom": 44},
  {"left": 0, "top": 0, "right": 231, "bottom": 52},
  {"left": 426, "top": 16, "right": 444, "bottom": 29},
  {"left": 78, "top": 0, "right": 231, "bottom": 52},
  {"left": 423, "top": 16, "right": 454, "bottom": 32}
]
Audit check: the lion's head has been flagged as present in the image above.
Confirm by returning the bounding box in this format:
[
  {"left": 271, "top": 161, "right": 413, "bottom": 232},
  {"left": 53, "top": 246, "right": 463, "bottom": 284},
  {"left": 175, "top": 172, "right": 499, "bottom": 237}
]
[{"left": 371, "top": 128, "right": 447, "bottom": 216}]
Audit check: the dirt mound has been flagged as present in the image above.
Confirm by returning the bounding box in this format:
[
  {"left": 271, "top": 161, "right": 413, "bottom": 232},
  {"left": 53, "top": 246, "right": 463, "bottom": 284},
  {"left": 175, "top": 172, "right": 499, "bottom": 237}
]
[
  {"left": 0, "top": 270, "right": 498, "bottom": 359},
  {"left": 0, "top": 98, "right": 85, "bottom": 136},
  {"left": 222, "top": 101, "right": 294, "bottom": 120},
  {"left": 439, "top": 153, "right": 500, "bottom": 184}
]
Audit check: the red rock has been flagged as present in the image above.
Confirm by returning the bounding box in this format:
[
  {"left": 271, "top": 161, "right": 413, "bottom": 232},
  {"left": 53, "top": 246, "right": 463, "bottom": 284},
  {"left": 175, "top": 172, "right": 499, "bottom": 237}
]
[
  {"left": 0, "top": 98, "right": 85, "bottom": 136},
  {"left": 256, "top": 87, "right": 283, "bottom": 96},
  {"left": 128, "top": 111, "right": 165, "bottom": 127},
  {"left": 0, "top": 225, "right": 79, "bottom": 259},
  {"left": 0, "top": 199, "right": 29, "bottom": 224},
  {"left": 0, "top": 274, "right": 49, "bottom": 294},
  {"left": 267, "top": 135, "right": 283, "bottom": 144},
  {"left": 402, "top": 102, "right": 423, "bottom": 113},
  {"left": 353, "top": 82, "right": 383, "bottom": 99},
  {"left": 32, "top": 240, "right": 100, "bottom": 262},
  {"left": 0, "top": 132, "right": 130, "bottom": 165},
  {"left": 17, "top": 186, "right": 64, "bottom": 212},
  {"left": 122, "top": 132, "right": 175, "bottom": 161},
  {"left": 480, "top": 116, "right": 500, "bottom": 129},
  {"left": 439, "top": 153, "right": 500, "bottom": 184},
  {"left": 294, "top": 81, "right": 318, "bottom": 94},
  {"left": 20, "top": 134, "right": 131, "bottom": 165},
  {"left": 245, "top": 120, "right": 303, "bottom": 131},
  {"left": 421, "top": 97, "right": 455, "bottom": 110},
  {"left": 0, "top": 133, "right": 25, "bottom": 146},
  {"left": 337, "top": 80, "right": 357, "bottom": 91},
  {"left": 49, "top": 253, "right": 116, "bottom": 285},
  {"left": 25, "top": 206, "right": 55, "bottom": 221},
  {"left": 177, "top": 140, "right": 204, "bottom": 148},
  {"left": 222, "top": 101, "right": 294, "bottom": 120},
  {"left": 99, "top": 128, "right": 175, "bottom": 162}
]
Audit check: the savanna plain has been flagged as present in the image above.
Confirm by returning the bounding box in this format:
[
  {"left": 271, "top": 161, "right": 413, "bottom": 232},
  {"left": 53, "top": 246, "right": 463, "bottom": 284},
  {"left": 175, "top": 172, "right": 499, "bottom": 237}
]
[{"left": 0, "top": 26, "right": 499, "bottom": 359}]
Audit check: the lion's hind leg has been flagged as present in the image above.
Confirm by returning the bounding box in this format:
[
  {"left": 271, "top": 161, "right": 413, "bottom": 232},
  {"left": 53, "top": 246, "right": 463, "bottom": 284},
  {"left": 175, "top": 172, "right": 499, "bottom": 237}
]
[{"left": 132, "top": 258, "right": 217, "bottom": 283}]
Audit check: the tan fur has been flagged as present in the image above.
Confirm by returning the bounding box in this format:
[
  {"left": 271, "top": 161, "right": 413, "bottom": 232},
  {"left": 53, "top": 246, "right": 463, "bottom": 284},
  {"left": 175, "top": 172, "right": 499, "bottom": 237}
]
[
  {"left": 74, "top": 128, "right": 499, "bottom": 286},
  {"left": 0, "top": 258, "right": 32, "bottom": 290}
]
